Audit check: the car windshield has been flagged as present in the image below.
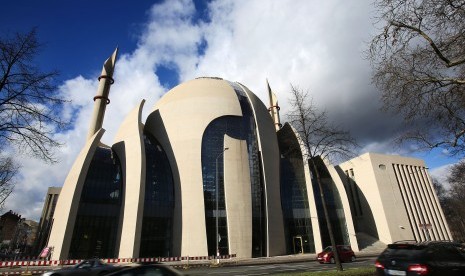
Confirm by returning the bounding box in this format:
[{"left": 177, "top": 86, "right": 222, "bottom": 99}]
[
  {"left": 75, "top": 259, "right": 104, "bottom": 268},
  {"left": 323, "top": 246, "right": 333, "bottom": 252}
]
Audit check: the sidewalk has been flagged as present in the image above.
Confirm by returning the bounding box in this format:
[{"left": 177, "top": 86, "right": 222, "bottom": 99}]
[{"left": 169, "top": 250, "right": 382, "bottom": 268}]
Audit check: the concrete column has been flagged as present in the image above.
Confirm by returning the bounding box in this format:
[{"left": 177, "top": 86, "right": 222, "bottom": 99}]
[{"left": 224, "top": 135, "right": 252, "bottom": 258}]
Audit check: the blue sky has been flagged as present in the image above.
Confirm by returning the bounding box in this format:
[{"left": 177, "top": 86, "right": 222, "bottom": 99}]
[
  {"left": 2, "top": 1, "right": 155, "bottom": 81},
  {"left": 1, "top": 0, "right": 214, "bottom": 87},
  {"left": 1, "top": 0, "right": 460, "bottom": 221}
]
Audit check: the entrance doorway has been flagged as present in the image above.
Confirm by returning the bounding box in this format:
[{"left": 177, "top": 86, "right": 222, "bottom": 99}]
[{"left": 293, "top": 235, "right": 304, "bottom": 254}]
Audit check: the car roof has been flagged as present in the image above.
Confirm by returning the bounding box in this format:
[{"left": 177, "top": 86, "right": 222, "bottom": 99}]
[{"left": 388, "top": 240, "right": 462, "bottom": 250}]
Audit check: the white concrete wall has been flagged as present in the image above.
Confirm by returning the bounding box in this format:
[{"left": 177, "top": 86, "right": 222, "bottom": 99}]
[
  {"left": 224, "top": 135, "right": 252, "bottom": 258},
  {"left": 372, "top": 153, "right": 421, "bottom": 242},
  {"left": 112, "top": 100, "right": 145, "bottom": 258},
  {"left": 337, "top": 153, "right": 452, "bottom": 244}
]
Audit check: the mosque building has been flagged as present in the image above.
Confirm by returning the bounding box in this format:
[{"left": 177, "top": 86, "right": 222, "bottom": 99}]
[{"left": 44, "top": 50, "right": 452, "bottom": 260}]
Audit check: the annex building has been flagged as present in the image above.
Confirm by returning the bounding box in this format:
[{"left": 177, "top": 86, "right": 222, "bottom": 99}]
[{"left": 44, "top": 50, "right": 452, "bottom": 260}]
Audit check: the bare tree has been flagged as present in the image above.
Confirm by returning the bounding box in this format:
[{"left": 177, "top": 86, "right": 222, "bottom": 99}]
[
  {"left": 287, "top": 84, "right": 358, "bottom": 271},
  {"left": 0, "top": 29, "right": 67, "bottom": 208},
  {"left": 431, "top": 165, "right": 465, "bottom": 242},
  {"left": 287, "top": 85, "right": 358, "bottom": 163},
  {"left": 368, "top": 0, "right": 465, "bottom": 156},
  {"left": 0, "top": 157, "right": 18, "bottom": 210},
  {"left": 0, "top": 28, "right": 66, "bottom": 163},
  {"left": 445, "top": 160, "right": 465, "bottom": 241},
  {"left": 431, "top": 177, "right": 447, "bottom": 204}
]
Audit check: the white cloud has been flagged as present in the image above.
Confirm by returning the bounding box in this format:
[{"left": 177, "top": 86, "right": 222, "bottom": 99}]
[
  {"left": 429, "top": 163, "right": 453, "bottom": 190},
  {"left": 179, "top": 0, "right": 376, "bottom": 113}
]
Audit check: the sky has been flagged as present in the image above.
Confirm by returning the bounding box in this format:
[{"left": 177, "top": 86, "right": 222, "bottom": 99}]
[{"left": 0, "top": 0, "right": 460, "bottom": 221}]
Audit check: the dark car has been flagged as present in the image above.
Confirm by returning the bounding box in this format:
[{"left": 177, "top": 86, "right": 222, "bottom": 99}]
[
  {"left": 317, "top": 245, "right": 356, "bottom": 264},
  {"left": 104, "top": 264, "right": 184, "bottom": 276},
  {"left": 375, "top": 241, "right": 465, "bottom": 276},
  {"left": 42, "top": 259, "right": 122, "bottom": 276}
]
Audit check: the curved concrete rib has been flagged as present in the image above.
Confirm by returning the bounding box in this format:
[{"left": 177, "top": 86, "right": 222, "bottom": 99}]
[
  {"left": 326, "top": 163, "right": 359, "bottom": 251},
  {"left": 224, "top": 134, "right": 252, "bottom": 258},
  {"left": 47, "top": 129, "right": 106, "bottom": 260},
  {"left": 240, "top": 84, "right": 286, "bottom": 256},
  {"left": 112, "top": 100, "right": 146, "bottom": 258}
]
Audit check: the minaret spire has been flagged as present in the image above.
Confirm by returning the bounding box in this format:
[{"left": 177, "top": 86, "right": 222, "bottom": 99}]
[
  {"left": 267, "top": 79, "right": 282, "bottom": 131},
  {"left": 87, "top": 48, "right": 118, "bottom": 140}
]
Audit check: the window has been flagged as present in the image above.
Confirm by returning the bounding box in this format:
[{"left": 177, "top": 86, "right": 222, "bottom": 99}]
[
  {"left": 69, "top": 147, "right": 122, "bottom": 259},
  {"left": 140, "top": 134, "right": 175, "bottom": 258},
  {"left": 278, "top": 125, "right": 315, "bottom": 254}
]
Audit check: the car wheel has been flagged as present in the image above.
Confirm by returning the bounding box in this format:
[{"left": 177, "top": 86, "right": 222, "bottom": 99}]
[
  {"left": 351, "top": 255, "right": 356, "bottom": 262},
  {"left": 330, "top": 257, "right": 335, "bottom": 264}
]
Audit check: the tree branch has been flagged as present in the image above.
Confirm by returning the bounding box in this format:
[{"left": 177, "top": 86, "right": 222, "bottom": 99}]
[{"left": 390, "top": 20, "right": 465, "bottom": 67}]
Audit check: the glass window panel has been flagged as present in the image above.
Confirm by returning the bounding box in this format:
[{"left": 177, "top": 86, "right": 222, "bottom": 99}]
[
  {"left": 140, "top": 134, "right": 175, "bottom": 257},
  {"left": 278, "top": 127, "right": 315, "bottom": 254},
  {"left": 69, "top": 147, "right": 122, "bottom": 259},
  {"left": 310, "top": 157, "right": 350, "bottom": 247}
]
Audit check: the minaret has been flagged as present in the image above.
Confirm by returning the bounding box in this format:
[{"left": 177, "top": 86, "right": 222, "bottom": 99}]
[
  {"left": 267, "top": 79, "right": 282, "bottom": 131},
  {"left": 87, "top": 48, "right": 118, "bottom": 140}
]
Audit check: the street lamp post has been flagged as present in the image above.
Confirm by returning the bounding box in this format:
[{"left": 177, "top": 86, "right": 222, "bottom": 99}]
[{"left": 215, "top": 147, "right": 229, "bottom": 262}]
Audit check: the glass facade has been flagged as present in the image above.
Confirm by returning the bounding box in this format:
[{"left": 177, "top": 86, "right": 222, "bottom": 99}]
[
  {"left": 69, "top": 147, "right": 122, "bottom": 259},
  {"left": 201, "top": 83, "right": 266, "bottom": 257},
  {"left": 278, "top": 128, "right": 315, "bottom": 254},
  {"left": 139, "top": 134, "right": 175, "bottom": 257},
  {"left": 34, "top": 192, "right": 59, "bottom": 255},
  {"left": 310, "top": 157, "right": 349, "bottom": 247}
]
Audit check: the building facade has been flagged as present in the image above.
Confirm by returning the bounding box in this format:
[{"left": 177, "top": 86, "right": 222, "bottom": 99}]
[
  {"left": 45, "top": 51, "right": 451, "bottom": 260},
  {"left": 0, "top": 211, "right": 38, "bottom": 257},
  {"left": 0, "top": 211, "right": 21, "bottom": 243},
  {"left": 33, "top": 187, "right": 61, "bottom": 255},
  {"left": 337, "top": 153, "right": 452, "bottom": 245}
]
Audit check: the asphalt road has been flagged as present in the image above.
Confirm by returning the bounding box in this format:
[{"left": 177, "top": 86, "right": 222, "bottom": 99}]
[
  {"left": 183, "top": 257, "right": 377, "bottom": 275},
  {"left": 0, "top": 256, "right": 377, "bottom": 276}
]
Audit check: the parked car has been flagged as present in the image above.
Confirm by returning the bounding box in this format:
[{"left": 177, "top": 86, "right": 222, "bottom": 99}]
[
  {"left": 104, "top": 264, "right": 184, "bottom": 276},
  {"left": 375, "top": 241, "right": 465, "bottom": 276},
  {"left": 41, "top": 259, "right": 123, "bottom": 276},
  {"left": 317, "top": 245, "right": 356, "bottom": 264}
]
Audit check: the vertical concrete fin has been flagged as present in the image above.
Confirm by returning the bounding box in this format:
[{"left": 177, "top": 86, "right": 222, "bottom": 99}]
[
  {"left": 112, "top": 100, "right": 146, "bottom": 258},
  {"left": 224, "top": 135, "right": 252, "bottom": 258}
]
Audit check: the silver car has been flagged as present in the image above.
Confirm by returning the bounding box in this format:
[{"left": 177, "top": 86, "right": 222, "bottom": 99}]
[{"left": 42, "top": 259, "right": 122, "bottom": 276}]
